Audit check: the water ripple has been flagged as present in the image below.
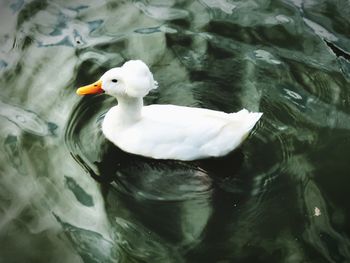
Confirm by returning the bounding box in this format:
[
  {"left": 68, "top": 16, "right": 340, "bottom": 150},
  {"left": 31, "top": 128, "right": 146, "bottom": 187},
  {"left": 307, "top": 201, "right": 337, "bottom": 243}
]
[
  {"left": 0, "top": 99, "right": 52, "bottom": 136},
  {"left": 134, "top": 2, "right": 189, "bottom": 21}
]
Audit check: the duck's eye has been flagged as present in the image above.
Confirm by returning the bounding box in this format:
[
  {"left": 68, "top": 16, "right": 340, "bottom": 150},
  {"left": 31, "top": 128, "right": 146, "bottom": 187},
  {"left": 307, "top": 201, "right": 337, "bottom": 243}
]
[{"left": 111, "top": 79, "right": 118, "bottom": 83}]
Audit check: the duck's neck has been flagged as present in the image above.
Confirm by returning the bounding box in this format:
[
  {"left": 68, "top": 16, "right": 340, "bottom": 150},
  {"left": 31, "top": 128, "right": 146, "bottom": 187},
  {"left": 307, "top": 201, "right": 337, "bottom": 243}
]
[{"left": 115, "top": 95, "right": 143, "bottom": 123}]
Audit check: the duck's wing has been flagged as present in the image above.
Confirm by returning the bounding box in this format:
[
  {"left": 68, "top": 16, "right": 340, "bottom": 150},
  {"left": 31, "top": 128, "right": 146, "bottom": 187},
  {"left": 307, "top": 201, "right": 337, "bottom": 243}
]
[{"left": 143, "top": 104, "right": 236, "bottom": 124}]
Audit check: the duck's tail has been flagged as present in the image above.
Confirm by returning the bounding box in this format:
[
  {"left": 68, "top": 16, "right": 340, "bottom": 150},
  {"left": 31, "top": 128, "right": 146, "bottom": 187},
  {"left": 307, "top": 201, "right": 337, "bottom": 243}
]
[
  {"left": 231, "top": 108, "right": 263, "bottom": 132},
  {"left": 243, "top": 109, "right": 263, "bottom": 131}
]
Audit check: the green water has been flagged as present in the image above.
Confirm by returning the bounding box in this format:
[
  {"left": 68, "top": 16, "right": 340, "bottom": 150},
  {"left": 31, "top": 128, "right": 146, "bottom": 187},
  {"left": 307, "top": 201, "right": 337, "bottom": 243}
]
[{"left": 1, "top": 0, "right": 350, "bottom": 262}]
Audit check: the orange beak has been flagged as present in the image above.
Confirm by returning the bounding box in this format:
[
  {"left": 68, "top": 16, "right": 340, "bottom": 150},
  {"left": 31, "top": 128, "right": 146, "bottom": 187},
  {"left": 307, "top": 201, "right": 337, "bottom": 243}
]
[{"left": 76, "top": 80, "right": 103, "bottom": 95}]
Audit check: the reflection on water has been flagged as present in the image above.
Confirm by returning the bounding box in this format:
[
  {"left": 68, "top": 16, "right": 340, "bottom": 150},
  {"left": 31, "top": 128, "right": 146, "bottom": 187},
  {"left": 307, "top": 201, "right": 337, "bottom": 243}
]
[{"left": 1, "top": 0, "right": 350, "bottom": 262}]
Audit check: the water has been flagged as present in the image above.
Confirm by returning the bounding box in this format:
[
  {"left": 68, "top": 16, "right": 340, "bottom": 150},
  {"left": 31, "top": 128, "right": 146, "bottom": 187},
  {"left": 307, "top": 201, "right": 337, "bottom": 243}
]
[{"left": 1, "top": 0, "right": 350, "bottom": 262}]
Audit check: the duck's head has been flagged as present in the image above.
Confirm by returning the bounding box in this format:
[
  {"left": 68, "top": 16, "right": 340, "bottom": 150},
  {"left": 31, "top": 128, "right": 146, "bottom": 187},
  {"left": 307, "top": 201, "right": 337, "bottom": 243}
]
[{"left": 76, "top": 60, "right": 158, "bottom": 98}]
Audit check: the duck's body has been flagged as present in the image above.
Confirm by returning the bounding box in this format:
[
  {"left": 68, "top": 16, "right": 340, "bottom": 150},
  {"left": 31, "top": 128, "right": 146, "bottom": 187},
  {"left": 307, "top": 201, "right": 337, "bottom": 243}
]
[
  {"left": 103, "top": 103, "right": 262, "bottom": 160},
  {"left": 77, "top": 60, "right": 262, "bottom": 161}
]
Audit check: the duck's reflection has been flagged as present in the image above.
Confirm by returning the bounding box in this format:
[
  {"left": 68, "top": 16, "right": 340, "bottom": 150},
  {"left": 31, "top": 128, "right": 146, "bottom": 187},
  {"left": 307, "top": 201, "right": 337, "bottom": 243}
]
[{"left": 91, "top": 141, "right": 245, "bottom": 261}]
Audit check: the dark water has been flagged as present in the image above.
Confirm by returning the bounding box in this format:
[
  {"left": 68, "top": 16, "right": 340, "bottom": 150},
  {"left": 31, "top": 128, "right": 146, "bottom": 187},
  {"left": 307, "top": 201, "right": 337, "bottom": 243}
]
[{"left": 1, "top": 0, "right": 350, "bottom": 262}]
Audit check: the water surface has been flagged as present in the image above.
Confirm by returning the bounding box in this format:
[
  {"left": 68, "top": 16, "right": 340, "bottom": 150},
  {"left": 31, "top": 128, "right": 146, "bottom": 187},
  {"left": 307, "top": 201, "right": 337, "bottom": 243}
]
[{"left": 1, "top": 0, "right": 350, "bottom": 262}]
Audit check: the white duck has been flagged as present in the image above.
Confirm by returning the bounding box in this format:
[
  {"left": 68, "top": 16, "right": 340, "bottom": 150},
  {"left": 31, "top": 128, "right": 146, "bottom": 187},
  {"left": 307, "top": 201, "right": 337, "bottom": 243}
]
[{"left": 76, "top": 60, "right": 262, "bottom": 161}]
